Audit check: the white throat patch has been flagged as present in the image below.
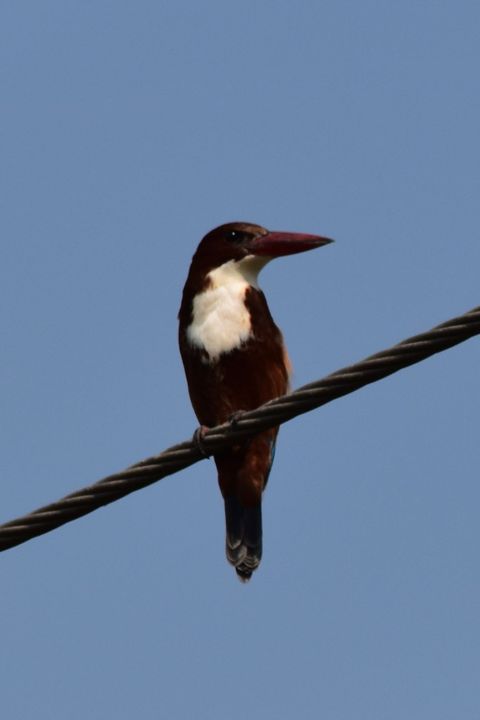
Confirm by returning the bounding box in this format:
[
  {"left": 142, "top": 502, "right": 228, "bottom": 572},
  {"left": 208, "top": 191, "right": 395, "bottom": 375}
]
[{"left": 186, "top": 255, "right": 270, "bottom": 360}]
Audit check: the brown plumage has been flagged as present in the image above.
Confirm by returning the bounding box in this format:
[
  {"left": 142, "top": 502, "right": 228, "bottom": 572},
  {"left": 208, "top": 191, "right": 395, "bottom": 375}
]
[{"left": 178, "top": 222, "right": 332, "bottom": 581}]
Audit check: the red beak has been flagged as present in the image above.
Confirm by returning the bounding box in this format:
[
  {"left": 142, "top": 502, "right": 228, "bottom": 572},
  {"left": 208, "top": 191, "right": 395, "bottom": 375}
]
[{"left": 248, "top": 231, "right": 334, "bottom": 257}]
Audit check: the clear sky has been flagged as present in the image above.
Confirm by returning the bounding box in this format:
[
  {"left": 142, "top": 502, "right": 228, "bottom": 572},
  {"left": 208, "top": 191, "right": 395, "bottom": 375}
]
[{"left": 1, "top": 2, "right": 479, "bottom": 718}]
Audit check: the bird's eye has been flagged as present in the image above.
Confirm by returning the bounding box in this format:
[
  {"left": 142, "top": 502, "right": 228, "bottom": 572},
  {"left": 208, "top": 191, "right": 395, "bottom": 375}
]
[{"left": 228, "top": 230, "right": 250, "bottom": 244}]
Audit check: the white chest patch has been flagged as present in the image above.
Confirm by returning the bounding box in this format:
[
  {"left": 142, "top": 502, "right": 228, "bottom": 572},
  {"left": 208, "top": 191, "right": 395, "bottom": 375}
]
[{"left": 186, "top": 255, "right": 270, "bottom": 361}]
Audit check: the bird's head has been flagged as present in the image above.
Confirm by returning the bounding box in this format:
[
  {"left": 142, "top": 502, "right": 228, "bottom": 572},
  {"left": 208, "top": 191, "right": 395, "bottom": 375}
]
[
  {"left": 187, "top": 221, "right": 333, "bottom": 287},
  {"left": 197, "top": 221, "right": 332, "bottom": 261}
]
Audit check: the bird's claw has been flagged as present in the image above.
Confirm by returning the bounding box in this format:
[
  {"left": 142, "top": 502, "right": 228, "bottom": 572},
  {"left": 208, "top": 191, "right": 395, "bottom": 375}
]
[
  {"left": 193, "top": 425, "right": 212, "bottom": 458},
  {"left": 228, "top": 410, "right": 245, "bottom": 428}
]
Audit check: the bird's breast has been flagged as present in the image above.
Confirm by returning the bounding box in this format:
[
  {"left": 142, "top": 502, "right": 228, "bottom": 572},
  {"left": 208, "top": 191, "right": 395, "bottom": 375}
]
[{"left": 186, "top": 280, "right": 252, "bottom": 361}]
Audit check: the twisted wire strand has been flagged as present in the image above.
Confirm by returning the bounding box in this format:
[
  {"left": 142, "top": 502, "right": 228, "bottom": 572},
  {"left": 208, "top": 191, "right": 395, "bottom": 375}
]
[{"left": 1, "top": 304, "right": 479, "bottom": 552}]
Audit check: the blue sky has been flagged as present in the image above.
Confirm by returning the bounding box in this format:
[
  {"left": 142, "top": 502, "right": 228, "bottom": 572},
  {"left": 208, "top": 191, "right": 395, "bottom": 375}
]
[{"left": 1, "top": 2, "right": 479, "bottom": 718}]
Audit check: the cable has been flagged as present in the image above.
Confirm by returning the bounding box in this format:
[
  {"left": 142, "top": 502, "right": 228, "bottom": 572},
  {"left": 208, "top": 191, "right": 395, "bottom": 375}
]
[{"left": 1, "top": 304, "right": 479, "bottom": 552}]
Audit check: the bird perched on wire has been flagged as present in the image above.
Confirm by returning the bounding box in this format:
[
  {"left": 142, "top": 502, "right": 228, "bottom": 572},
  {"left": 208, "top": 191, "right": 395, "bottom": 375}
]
[{"left": 178, "top": 222, "right": 333, "bottom": 581}]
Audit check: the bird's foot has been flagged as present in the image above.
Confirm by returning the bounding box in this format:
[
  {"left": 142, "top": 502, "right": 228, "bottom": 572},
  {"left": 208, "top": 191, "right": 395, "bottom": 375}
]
[
  {"left": 228, "top": 410, "right": 245, "bottom": 428},
  {"left": 192, "top": 425, "right": 212, "bottom": 458}
]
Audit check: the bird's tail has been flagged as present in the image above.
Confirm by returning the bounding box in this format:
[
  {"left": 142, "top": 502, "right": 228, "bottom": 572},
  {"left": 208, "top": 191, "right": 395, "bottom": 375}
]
[{"left": 224, "top": 497, "right": 262, "bottom": 583}]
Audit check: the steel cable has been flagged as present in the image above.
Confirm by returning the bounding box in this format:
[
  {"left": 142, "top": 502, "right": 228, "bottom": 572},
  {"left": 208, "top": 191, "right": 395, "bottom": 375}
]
[{"left": 1, "top": 304, "right": 479, "bottom": 552}]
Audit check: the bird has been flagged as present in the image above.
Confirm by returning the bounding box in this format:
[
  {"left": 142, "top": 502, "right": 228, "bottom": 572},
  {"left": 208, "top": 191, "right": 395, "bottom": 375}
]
[{"left": 178, "top": 222, "right": 333, "bottom": 581}]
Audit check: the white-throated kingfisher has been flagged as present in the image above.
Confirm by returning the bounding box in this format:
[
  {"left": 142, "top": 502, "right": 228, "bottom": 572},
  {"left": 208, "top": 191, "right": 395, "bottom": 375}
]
[{"left": 178, "top": 222, "right": 333, "bottom": 581}]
